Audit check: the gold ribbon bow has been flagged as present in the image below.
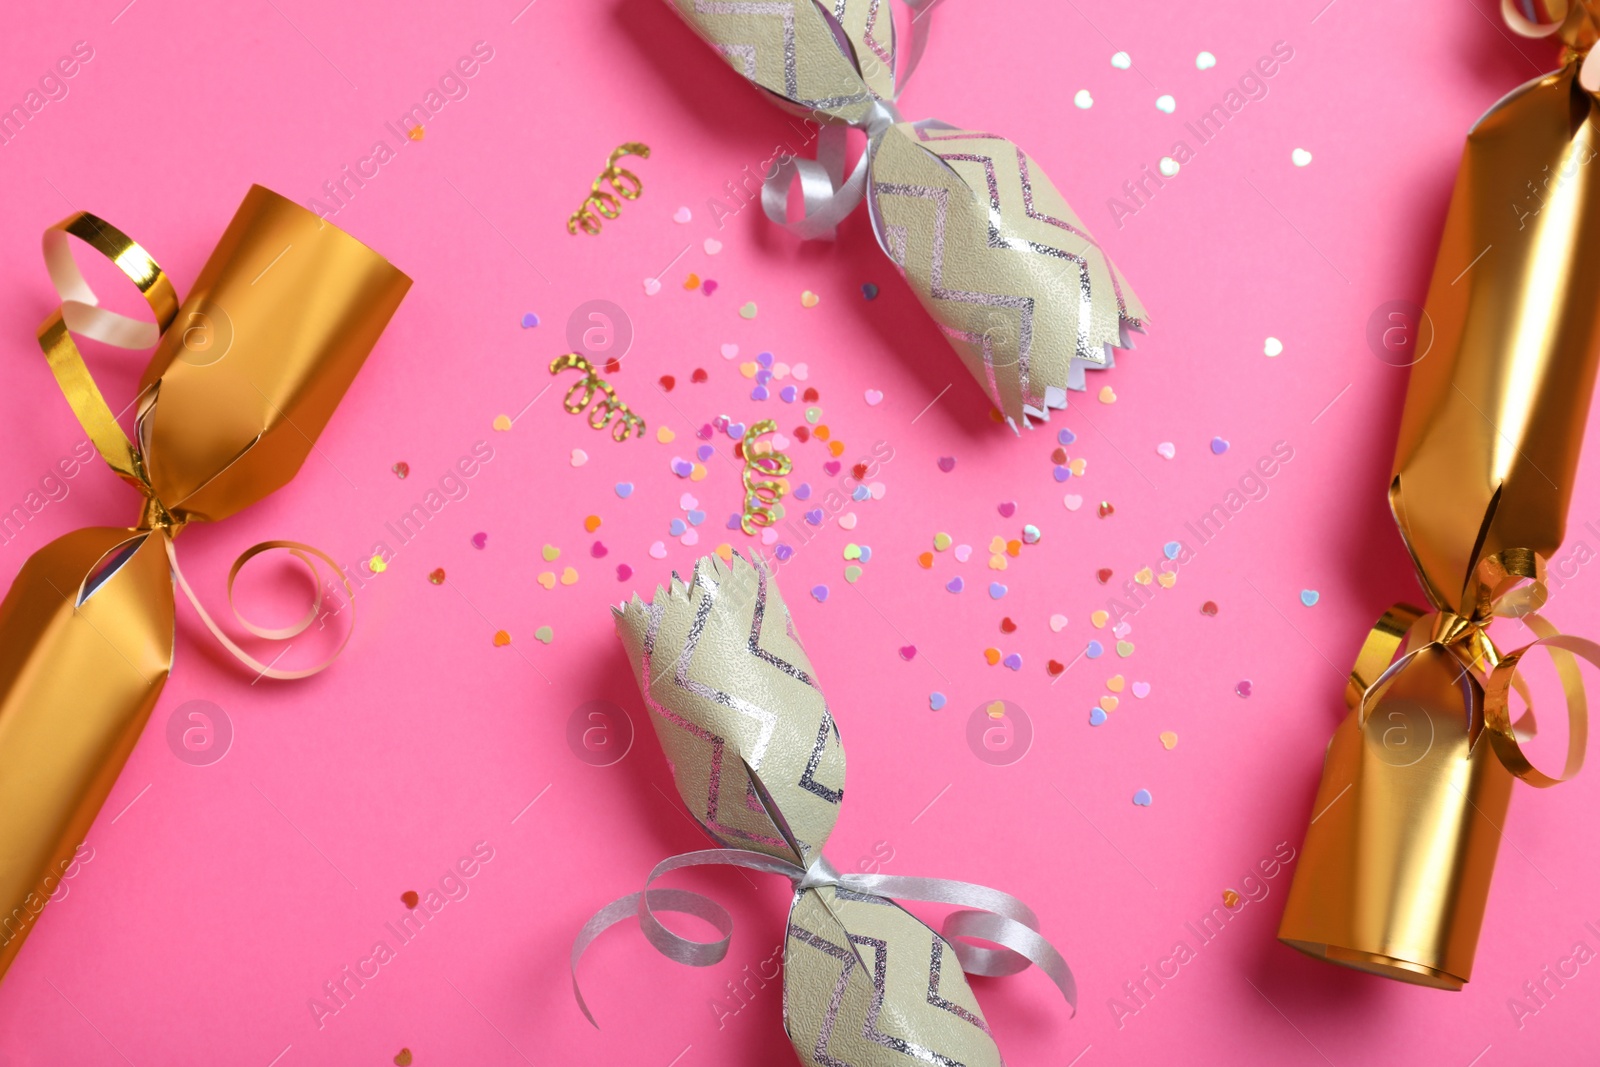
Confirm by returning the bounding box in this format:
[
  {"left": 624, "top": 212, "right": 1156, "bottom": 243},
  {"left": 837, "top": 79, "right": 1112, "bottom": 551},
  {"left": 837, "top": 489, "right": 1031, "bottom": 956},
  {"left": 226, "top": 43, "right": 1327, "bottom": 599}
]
[{"left": 37, "top": 211, "right": 354, "bottom": 679}]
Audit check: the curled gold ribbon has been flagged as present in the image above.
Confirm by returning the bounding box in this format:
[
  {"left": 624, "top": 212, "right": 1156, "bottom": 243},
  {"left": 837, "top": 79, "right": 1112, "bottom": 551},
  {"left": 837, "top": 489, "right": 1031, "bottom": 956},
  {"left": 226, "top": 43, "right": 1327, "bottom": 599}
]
[
  {"left": 567, "top": 143, "right": 651, "bottom": 236},
  {"left": 549, "top": 353, "right": 645, "bottom": 440},
  {"left": 37, "top": 212, "right": 354, "bottom": 680},
  {"left": 738, "top": 419, "right": 790, "bottom": 534}
]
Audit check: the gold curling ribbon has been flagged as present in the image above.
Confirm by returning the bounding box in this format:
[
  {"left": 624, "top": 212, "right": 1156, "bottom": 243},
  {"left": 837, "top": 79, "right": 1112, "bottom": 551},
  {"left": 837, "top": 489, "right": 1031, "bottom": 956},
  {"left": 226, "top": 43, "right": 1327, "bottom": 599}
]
[
  {"left": 549, "top": 353, "right": 646, "bottom": 441},
  {"left": 0, "top": 186, "right": 409, "bottom": 983},
  {"left": 567, "top": 143, "right": 650, "bottom": 236},
  {"left": 738, "top": 419, "right": 790, "bottom": 534}
]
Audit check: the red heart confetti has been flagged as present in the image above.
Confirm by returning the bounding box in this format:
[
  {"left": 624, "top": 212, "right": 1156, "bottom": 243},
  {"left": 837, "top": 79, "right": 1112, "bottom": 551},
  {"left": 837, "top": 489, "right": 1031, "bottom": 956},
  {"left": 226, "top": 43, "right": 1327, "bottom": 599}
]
[
  {"left": 794, "top": 426, "right": 811, "bottom": 442},
  {"left": 851, "top": 463, "right": 868, "bottom": 480},
  {"left": 428, "top": 568, "right": 445, "bottom": 585},
  {"left": 1047, "top": 660, "right": 1065, "bottom": 676},
  {"left": 392, "top": 461, "right": 410, "bottom": 479},
  {"left": 659, "top": 375, "right": 676, "bottom": 392},
  {"left": 1097, "top": 568, "right": 1113, "bottom": 583},
  {"left": 691, "top": 368, "right": 709, "bottom": 383},
  {"left": 1098, "top": 501, "right": 1115, "bottom": 518},
  {"left": 802, "top": 387, "right": 819, "bottom": 402},
  {"left": 999, "top": 617, "right": 1017, "bottom": 633},
  {"left": 1201, "top": 601, "right": 1220, "bottom": 616},
  {"left": 401, "top": 890, "right": 419, "bottom": 909}
]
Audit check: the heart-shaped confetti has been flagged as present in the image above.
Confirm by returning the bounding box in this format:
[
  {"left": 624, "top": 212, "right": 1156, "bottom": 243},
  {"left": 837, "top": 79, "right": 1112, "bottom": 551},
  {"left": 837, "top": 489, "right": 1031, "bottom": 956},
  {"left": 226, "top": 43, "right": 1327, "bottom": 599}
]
[
  {"left": 1134, "top": 567, "right": 1154, "bottom": 585},
  {"left": 838, "top": 513, "right": 858, "bottom": 530},
  {"left": 983, "top": 647, "right": 1001, "bottom": 665},
  {"left": 1132, "top": 682, "right": 1152, "bottom": 699},
  {"left": 1098, "top": 501, "right": 1115, "bottom": 518},
  {"left": 673, "top": 206, "right": 692, "bottom": 223},
  {"left": 999, "top": 617, "right": 1018, "bottom": 633},
  {"left": 1291, "top": 147, "right": 1313, "bottom": 167},
  {"left": 703, "top": 280, "right": 719, "bottom": 296},
  {"left": 1064, "top": 494, "right": 1083, "bottom": 511},
  {"left": 1022, "top": 524, "right": 1041, "bottom": 544},
  {"left": 705, "top": 237, "right": 723, "bottom": 255},
  {"left": 571, "top": 448, "right": 588, "bottom": 467},
  {"left": 392, "top": 461, "right": 410, "bottom": 479},
  {"left": 535, "top": 626, "right": 554, "bottom": 644},
  {"left": 1089, "top": 708, "right": 1108, "bottom": 726},
  {"left": 1196, "top": 50, "right": 1217, "bottom": 69},
  {"left": 918, "top": 551, "right": 934, "bottom": 569},
  {"left": 997, "top": 501, "right": 1017, "bottom": 518},
  {"left": 898, "top": 645, "right": 917, "bottom": 661},
  {"left": 862, "top": 283, "right": 879, "bottom": 300},
  {"left": 1048, "top": 659, "right": 1066, "bottom": 676},
  {"left": 591, "top": 541, "right": 608, "bottom": 558},
  {"left": 946, "top": 576, "right": 964, "bottom": 593},
  {"left": 428, "top": 568, "right": 445, "bottom": 585},
  {"left": 1049, "top": 614, "right": 1068, "bottom": 632},
  {"left": 811, "top": 585, "right": 829, "bottom": 602},
  {"left": 1163, "top": 542, "right": 1181, "bottom": 560},
  {"left": 1201, "top": 600, "right": 1219, "bottom": 616},
  {"left": 933, "top": 533, "right": 952, "bottom": 550},
  {"left": 1116, "top": 640, "right": 1135, "bottom": 657},
  {"left": 954, "top": 544, "right": 972, "bottom": 562},
  {"left": 1160, "top": 731, "right": 1178, "bottom": 750},
  {"left": 1301, "top": 589, "right": 1320, "bottom": 607},
  {"left": 1106, "top": 675, "right": 1126, "bottom": 692},
  {"left": 616, "top": 564, "right": 633, "bottom": 581},
  {"left": 800, "top": 290, "right": 820, "bottom": 308},
  {"left": 1074, "top": 88, "right": 1093, "bottom": 109},
  {"left": 1099, "top": 695, "right": 1119, "bottom": 713},
  {"left": 844, "top": 565, "right": 863, "bottom": 583},
  {"left": 1002, "top": 653, "right": 1023, "bottom": 671},
  {"left": 720, "top": 343, "right": 739, "bottom": 360},
  {"left": 493, "top": 630, "right": 512, "bottom": 646},
  {"left": 1155, "top": 94, "right": 1176, "bottom": 113},
  {"left": 1236, "top": 679, "right": 1253, "bottom": 697},
  {"left": 691, "top": 368, "right": 709, "bottom": 384},
  {"left": 1156, "top": 442, "right": 1176, "bottom": 459},
  {"left": 1086, "top": 640, "right": 1104, "bottom": 658},
  {"left": 1159, "top": 156, "right": 1180, "bottom": 178},
  {"left": 520, "top": 313, "right": 539, "bottom": 329},
  {"left": 684, "top": 273, "right": 701, "bottom": 290},
  {"left": 659, "top": 375, "right": 676, "bottom": 392},
  {"left": 1264, "top": 336, "right": 1284, "bottom": 357},
  {"left": 395, "top": 1047, "right": 414, "bottom": 1066},
  {"left": 739, "top": 301, "right": 758, "bottom": 319},
  {"left": 492, "top": 414, "right": 512, "bottom": 431},
  {"left": 643, "top": 277, "right": 662, "bottom": 296},
  {"left": 1111, "top": 50, "right": 1132, "bottom": 68},
  {"left": 989, "top": 582, "right": 1008, "bottom": 599},
  {"left": 472, "top": 532, "right": 487, "bottom": 550},
  {"left": 1098, "top": 386, "right": 1117, "bottom": 404},
  {"left": 1132, "top": 789, "right": 1153, "bottom": 806},
  {"left": 615, "top": 482, "right": 634, "bottom": 498},
  {"left": 649, "top": 541, "right": 667, "bottom": 559},
  {"left": 541, "top": 544, "right": 560, "bottom": 561},
  {"left": 560, "top": 567, "right": 579, "bottom": 585},
  {"left": 863, "top": 389, "right": 883, "bottom": 406},
  {"left": 1090, "top": 610, "right": 1110, "bottom": 628}
]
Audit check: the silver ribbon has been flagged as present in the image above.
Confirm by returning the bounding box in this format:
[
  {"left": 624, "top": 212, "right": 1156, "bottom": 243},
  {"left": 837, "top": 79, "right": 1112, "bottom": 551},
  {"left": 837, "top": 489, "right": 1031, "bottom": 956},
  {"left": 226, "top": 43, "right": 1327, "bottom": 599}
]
[
  {"left": 571, "top": 846, "right": 1076, "bottom": 1027},
  {"left": 762, "top": 99, "right": 902, "bottom": 240}
]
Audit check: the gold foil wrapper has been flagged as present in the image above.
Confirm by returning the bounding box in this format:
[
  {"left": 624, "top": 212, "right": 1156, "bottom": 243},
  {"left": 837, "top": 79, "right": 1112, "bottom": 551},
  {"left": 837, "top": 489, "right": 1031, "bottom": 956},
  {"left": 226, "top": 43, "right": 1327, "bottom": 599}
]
[
  {"left": 0, "top": 186, "right": 409, "bottom": 980},
  {"left": 1279, "top": 47, "right": 1600, "bottom": 988},
  {"left": 614, "top": 555, "right": 1003, "bottom": 1067}
]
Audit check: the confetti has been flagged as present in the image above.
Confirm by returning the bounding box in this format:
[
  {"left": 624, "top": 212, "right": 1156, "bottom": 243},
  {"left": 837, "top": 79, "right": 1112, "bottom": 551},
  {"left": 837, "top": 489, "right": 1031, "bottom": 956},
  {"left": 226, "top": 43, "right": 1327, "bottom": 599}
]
[
  {"left": 550, "top": 353, "right": 644, "bottom": 440},
  {"left": 1048, "top": 659, "right": 1066, "bottom": 675},
  {"left": 584, "top": 515, "right": 602, "bottom": 532},
  {"left": 1098, "top": 386, "right": 1116, "bottom": 404},
  {"left": 1160, "top": 731, "right": 1179, "bottom": 750},
  {"left": 1086, "top": 640, "right": 1105, "bottom": 658},
  {"left": 1064, "top": 494, "right": 1083, "bottom": 511},
  {"left": 1099, "top": 695, "right": 1119, "bottom": 713},
  {"left": 643, "top": 278, "right": 662, "bottom": 296},
  {"left": 1106, "top": 674, "right": 1125, "bottom": 692},
  {"left": 1089, "top": 708, "right": 1107, "bottom": 726},
  {"left": 1049, "top": 614, "right": 1068, "bottom": 632},
  {"left": 929, "top": 692, "right": 946, "bottom": 710},
  {"left": 401, "top": 891, "right": 419, "bottom": 908},
  {"left": 1236, "top": 680, "right": 1253, "bottom": 698},
  {"left": 945, "top": 576, "right": 964, "bottom": 593},
  {"left": 615, "top": 482, "right": 635, "bottom": 498},
  {"left": 520, "top": 313, "right": 540, "bottom": 328},
  {"left": 1222, "top": 889, "right": 1241, "bottom": 909},
  {"left": 1156, "top": 441, "right": 1176, "bottom": 459},
  {"left": 1292, "top": 147, "right": 1313, "bottom": 167},
  {"left": 800, "top": 290, "right": 820, "bottom": 308},
  {"left": 408, "top": 124, "right": 425, "bottom": 141},
  {"left": 1155, "top": 94, "right": 1176, "bottom": 113},
  {"left": 659, "top": 375, "right": 676, "bottom": 392},
  {"left": 428, "top": 568, "right": 445, "bottom": 584},
  {"left": 395, "top": 1048, "right": 414, "bottom": 1066},
  {"left": 1073, "top": 89, "right": 1093, "bottom": 109},
  {"left": 1132, "top": 682, "right": 1151, "bottom": 698},
  {"left": 1301, "top": 589, "right": 1320, "bottom": 607},
  {"left": 705, "top": 237, "right": 722, "bottom": 254},
  {"left": 811, "top": 585, "right": 829, "bottom": 602},
  {"left": 591, "top": 541, "right": 608, "bottom": 558},
  {"left": 984, "top": 648, "right": 1001, "bottom": 665},
  {"left": 898, "top": 645, "right": 917, "bottom": 661},
  {"left": 1098, "top": 501, "right": 1115, "bottom": 518},
  {"left": 537, "top": 572, "right": 557, "bottom": 589},
  {"left": 1111, "top": 51, "right": 1132, "bottom": 69},
  {"left": 844, "top": 565, "right": 863, "bottom": 583},
  {"left": 1196, "top": 51, "right": 1217, "bottom": 69},
  {"left": 691, "top": 368, "right": 709, "bottom": 383},
  {"left": 569, "top": 142, "right": 650, "bottom": 236},
  {"left": 649, "top": 541, "right": 667, "bottom": 558},
  {"left": 1058, "top": 428, "right": 1077, "bottom": 445},
  {"left": 492, "top": 414, "right": 512, "bottom": 431},
  {"left": 1163, "top": 541, "right": 1181, "bottom": 560},
  {"left": 1097, "top": 569, "right": 1113, "bottom": 583},
  {"left": 739, "top": 301, "right": 758, "bottom": 319},
  {"left": 493, "top": 630, "right": 511, "bottom": 646},
  {"left": 673, "top": 206, "right": 692, "bottom": 223},
  {"left": 953, "top": 544, "right": 972, "bottom": 562},
  {"left": 392, "top": 461, "right": 410, "bottom": 479},
  {"left": 1201, "top": 600, "right": 1219, "bottom": 616},
  {"left": 684, "top": 272, "right": 701, "bottom": 290},
  {"left": 535, "top": 626, "right": 554, "bottom": 643},
  {"left": 1000, "top": 617, "right": 1017, "bottom": 633},
  {"left": 1210, "top": 437, "right": 1230, "bottom": 455},
  {"left": 571, "top": 448, "right": 588, "bottom": 466},
  {"left": 1116, "top": 640, "right": 1135, "bottom": 657},
  {"left": 863, "top": 389, "right": 883, "bottom": 406},
  {"left": 369, "top": 555, "right": 387, "bottom": 573},
  {"left": 1002, "top": 653, "right": 1023, "bottom": 671},
  {"left": 1091, "top": 610, "right": 1110, "bottom": 628},
  {"left": 1132, "top": 789, "right": 1153, "bottom": 806},
  {"left": 989, "top": 582, "right": 1008, "bottom": 599},
  {"left": 862, "top": 283, "right": 879, "bottom": 300},
  {"left": 1264, "top": 336, "right": 1284, "bottom": 357},
  {"left": 616, "top": 563, "right": 633, "bottom": 581}
]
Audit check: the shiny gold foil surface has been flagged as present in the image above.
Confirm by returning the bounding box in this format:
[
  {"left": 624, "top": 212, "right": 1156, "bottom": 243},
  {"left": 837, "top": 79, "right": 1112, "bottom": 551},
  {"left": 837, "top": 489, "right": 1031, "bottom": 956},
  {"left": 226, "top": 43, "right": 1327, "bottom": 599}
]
[
  {"left": 1279, "top": 28, "right": 1600, "bottom": 989},
  {"left": 0, "top": 186, "right": 409, "bottom": 981}
]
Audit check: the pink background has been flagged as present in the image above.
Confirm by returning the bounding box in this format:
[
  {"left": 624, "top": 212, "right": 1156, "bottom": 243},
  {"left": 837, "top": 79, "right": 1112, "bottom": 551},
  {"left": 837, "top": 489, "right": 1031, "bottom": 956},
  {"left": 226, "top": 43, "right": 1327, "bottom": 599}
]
[{"left": 1, "top": 0, "right": 1597, "bottom": 1064}]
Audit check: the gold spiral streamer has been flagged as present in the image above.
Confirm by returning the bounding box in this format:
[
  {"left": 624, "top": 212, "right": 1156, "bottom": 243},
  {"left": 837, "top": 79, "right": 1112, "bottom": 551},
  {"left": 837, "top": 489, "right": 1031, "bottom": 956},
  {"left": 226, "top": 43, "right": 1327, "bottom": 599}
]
[
  {"left": 549, "top": 353, "right": 646, "bottom": 441},
  {"left": 739, "top": 419, "right": 792, "bottom": 534},
  {"left": 567, "top": 142, "right": 651, "bottom": 236}
]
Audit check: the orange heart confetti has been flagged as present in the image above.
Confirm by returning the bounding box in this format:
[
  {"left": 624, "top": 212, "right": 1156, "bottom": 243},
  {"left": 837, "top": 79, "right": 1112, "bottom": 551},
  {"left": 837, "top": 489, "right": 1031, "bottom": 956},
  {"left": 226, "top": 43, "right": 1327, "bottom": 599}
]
[
  {"left": 584, "top": 515, "right": 602, "bottom": 532},
  {"left": 1106, "top": 675, "right": 1126, "bottom": 692},
  {"left": 983, "top": 648, "right": 1002, "bottom": 665},
  {"left": 493, "top": 630, "right": 511, "bottom": 646},
  {"left": 1098, "top": 695, "right": 1119, "bottom": 713},
  {"left": 918, "top": 552, "right": 934, "bottom": 569}
]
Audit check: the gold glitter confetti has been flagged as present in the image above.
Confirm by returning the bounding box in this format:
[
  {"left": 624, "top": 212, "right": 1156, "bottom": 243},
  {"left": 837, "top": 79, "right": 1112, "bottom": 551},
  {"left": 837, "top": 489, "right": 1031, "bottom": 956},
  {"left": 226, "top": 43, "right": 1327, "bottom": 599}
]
[
  {"left": 568, "top": 142, "right": 650, "bottom": 236},
  {"left": 549, "top": 353, "right": 644, "bottom": 440}
]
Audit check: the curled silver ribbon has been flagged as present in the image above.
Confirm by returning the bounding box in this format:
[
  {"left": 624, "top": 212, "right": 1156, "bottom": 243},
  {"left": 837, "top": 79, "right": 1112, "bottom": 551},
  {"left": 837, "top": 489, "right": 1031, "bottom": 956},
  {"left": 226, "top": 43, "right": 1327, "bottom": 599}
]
[{"left": 571, "top": 846, "right": 1076, "bottom": 1027}]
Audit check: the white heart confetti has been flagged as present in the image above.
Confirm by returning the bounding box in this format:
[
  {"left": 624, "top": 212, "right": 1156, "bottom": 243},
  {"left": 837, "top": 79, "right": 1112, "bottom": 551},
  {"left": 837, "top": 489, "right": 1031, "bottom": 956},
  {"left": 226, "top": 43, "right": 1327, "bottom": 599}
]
[
  {"left": 761, "top": 527, "right": 779, "bottom": 544},
  {"left": 1155, "top": 94, "right": 1176, "bottom": 114},
  {"left": 1156, "top": 442, "right": 1176, "bottom": 460},
  {"left": 679, "top": 493, "right": 699, "bottom": 510},
  {"left": 720, "top": 343, "right": 739, "bottom": 360},
  {"left": 649, "top": 541, "right": 668, "bottom": 559},
  {"left": 1292, "top": 147, "right": 1313, "bottom": 167},
  {"left": 791, "top": 363, "right": 809, "bottom": 381},
  {"left": 1195, "top": 51, "right": 1216, "bottom": 70},
  {"left": 868, "top": 482, "right": 886, "bottom": 499},
  {"left": 1264, "top": 336, "right": 1284, "bottom": 357},
  {"left": 770, "top": 433, "right": 791, "bottom": 450},
  {"left": 1111, "top": 51, "right": 1131, "bottom": 69},
  {"left": 772, "top": 362, "right": 789, "bottom": 379},
  {"left": 953, "top": 544, "right": 972, "bottom": 563},
  {"left": 1159, "top": 156, "right": 1179, "bottom": 178},
  {"left": 1049, "top": 613, "right": 1069, "bottom": 632},
  {"left": 673, "top": 206, "right": 692, "bottom": 223},
  {"left": 1064, "top": 494, "right": 1084, "bottom": 511},
  {"left": 571, "top": 449, "right": 588, "bottom": 467},
  {"left": 681, "top": 528, "right": 699, "bottom": 546},
  {"left": 704, "top": 237, "right": 723, "bottom": 255},
  {"left": 864, "top": 389, "right": 884, "bottom": 406},
  {"left": 1074, "top": 89, "right": 1093, "bottom": 109},
  {"left": 838, "top": 512, "right": 858, "bottom": 530},
  {"left": 643, "top": 278, "right": 662, "bottom": 296}
]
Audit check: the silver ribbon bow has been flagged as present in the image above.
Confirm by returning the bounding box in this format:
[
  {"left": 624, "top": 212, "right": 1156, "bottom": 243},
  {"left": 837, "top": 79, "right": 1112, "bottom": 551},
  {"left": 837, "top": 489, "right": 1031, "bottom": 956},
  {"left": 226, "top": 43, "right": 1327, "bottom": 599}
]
[{"left": 571, "top": 846, "right": 1076, "bottom": 1026}]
